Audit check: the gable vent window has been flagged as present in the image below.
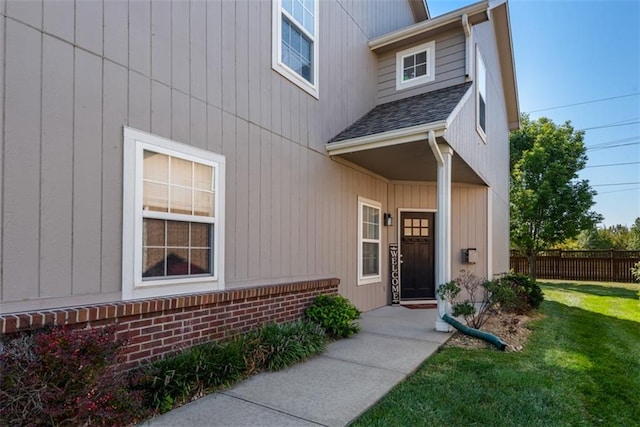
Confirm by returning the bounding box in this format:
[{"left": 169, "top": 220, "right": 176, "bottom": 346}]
[
  {"left": 273, "top": 0, "right": 319, "bottom": 98},
  {"left": 395, "top": 41, "right": 435, "bottom": 91},
  {"left": 476, "top": 46, "right": 487, "bottom": 140}
]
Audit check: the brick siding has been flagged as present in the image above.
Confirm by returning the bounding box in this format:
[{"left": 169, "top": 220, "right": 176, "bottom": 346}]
[{"left": 0, "top": 278, "right": 339, "bottom": 370}]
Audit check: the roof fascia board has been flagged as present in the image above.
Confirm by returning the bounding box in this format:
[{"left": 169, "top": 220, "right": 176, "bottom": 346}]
[
  {"left": 369, "top": 0, "right": 489, "bottom": 52},
  {"left": 490, "top": 2, "right": 520, "bottom": 130},
  {"left": 326, "top": 122, "right": 447, "bottom": 156}
]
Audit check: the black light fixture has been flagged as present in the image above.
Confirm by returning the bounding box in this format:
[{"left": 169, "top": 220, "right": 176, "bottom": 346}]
[{"left": 384, "top": 213, "right": 393, "bottom": 227}]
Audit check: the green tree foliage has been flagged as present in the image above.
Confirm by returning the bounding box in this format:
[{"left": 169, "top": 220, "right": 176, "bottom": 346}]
[
  {"left": 556, "top": 217, "right": 640, "bottom": 250},
  {"left": 510, "top": 114, "right": 602, "bottom": 278}
]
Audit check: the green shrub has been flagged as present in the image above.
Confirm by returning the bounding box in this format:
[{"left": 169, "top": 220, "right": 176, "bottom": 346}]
[
  {"left": 256, "top": 321, "right": 326, "bottom": 371},
  {"left": 131, "top": 320, "right": 327, "bottom": 413},
  {"left": 496, "top": 274, "right": 544, "bottom": 313},
  {"left": 305, "top": 294, "right": 361, "bottom": 338},
  {"left": 437, "top": 271, "right": 516, "bottom": 329},
  {"left": 132, "top": 336, "right": 252, "bottom": 412},
  {"left": 631, "top": 261, "right": 640, "bottom": 283}
]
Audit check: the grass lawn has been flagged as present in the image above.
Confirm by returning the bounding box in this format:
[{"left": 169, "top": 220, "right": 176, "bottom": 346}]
[{"left": 351, "top": 280, "right": 640, "bottom": 426}]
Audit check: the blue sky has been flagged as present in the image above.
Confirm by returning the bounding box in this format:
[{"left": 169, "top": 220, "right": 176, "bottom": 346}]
[{"left": 429, "top": 0, "right": 640, "bottom": 227}]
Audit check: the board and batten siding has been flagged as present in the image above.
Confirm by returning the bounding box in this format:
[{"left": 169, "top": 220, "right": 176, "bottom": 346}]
[
  {"left": 388, "top": 182, "right": 489, "bottom": 282},
  {"left": 376, "top": 28, "right": 467, "bottom": 104},
  {"left": 443, "top": 19, "right": 511, "bottom": 276},
  {"left": 0, "top": 0, "right": 416, "bottom": 314}
]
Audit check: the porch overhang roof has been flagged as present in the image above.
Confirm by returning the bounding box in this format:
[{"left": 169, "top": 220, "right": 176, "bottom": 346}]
[{"left": 325, "top": 82, "right": 483, "bottom": 184}]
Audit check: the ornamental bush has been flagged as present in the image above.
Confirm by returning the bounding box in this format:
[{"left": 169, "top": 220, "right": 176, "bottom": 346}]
[
  {"left": 496, "top": 273, "right": 544, "bottom": 313},
  {"left": 305, "top": 294, "right": 361, "bottom": 338},
  {"left": 0, "top": 326, "right": 145, "bottom": 426}
]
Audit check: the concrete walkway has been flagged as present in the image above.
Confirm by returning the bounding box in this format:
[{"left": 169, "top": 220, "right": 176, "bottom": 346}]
[{"left": 143, "top": 306, "right": 452, "bottom": 427}]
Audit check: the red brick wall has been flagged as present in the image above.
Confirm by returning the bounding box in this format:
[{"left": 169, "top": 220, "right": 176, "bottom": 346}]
[{"left": 0, "top": 278, "right": 339, "bottom": 370}]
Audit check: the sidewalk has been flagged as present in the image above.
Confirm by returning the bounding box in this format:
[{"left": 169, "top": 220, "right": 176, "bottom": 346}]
[{"left": 142, "top": 305, "right": 452, "bottom": 427}]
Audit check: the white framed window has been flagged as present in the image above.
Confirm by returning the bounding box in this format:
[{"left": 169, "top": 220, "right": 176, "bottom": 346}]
[
  {"left": 358, "top": 197, "right": 381, "bottom": 285},
  {"left": 122, "top": 127, "right": 225, "bottom": 300},
  {"left": 395, "top": 40, "right": 435, "bottom": 91},
  {"left": 272, "top": 0, "right": 319, "bottom": 98},
  {"left": 476, "top": 46, "right": 487, "bottom": 141}
]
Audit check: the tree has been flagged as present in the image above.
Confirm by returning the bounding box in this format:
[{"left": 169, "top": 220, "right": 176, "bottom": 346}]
[
  {"left": 629, "top": 218, "right": 640, "bottom": 250},
  {"left": 510, "top": 114, "right": 602, "bottom": 278}
]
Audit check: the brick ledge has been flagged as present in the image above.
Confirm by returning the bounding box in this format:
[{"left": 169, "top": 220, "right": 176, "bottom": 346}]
[{"left": 0, "top": 278, "right": 340, "bottom": 334}]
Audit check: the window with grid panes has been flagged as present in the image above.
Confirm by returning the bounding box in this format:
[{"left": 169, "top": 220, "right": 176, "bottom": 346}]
[
  {"left": 358, "top": 197, "right": 381, "bottom": 285},
  {"left": 273, "top": 0, "right": 318, "bottom": 97},
  {"left": 122, "top": 127, "right": 225, "bottom": 300}
]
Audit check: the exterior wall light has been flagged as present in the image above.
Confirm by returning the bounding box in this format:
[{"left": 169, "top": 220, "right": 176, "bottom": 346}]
[{"left": 384, "top": 213, "right": 393, "bottom": 227}]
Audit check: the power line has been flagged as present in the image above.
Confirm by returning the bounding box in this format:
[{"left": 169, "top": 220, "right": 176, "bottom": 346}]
[
  {"left": 591, "top": 182, "right": 640, "bottom": 187},
  {"left": 588, "top": 142, "right": 640, "bottom": 151},
  {"left": 585, "top": 161, "right": 640, "bottom": 169},
  {"left": 587, "top": 136, "right": 640, "bottom": 148},
  {"left": 597, "top": 187, "right": 640, "bottom": 195},
  {"left": 525, "top": 92, "right": 640, "bottom": 113},
  {"left": 579, "top": 121, "right": 640, "bottom": 131}
]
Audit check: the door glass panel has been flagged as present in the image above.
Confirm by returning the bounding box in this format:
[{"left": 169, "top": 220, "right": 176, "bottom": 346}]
[
  {"left": 421, "top": 228, "right": 429, "bottom": 237},
  {"left": 404, "top": 218, "right": 412, "bottom": 227},
  {"left": 404, "top": 228, "right": 412, "bottom": 236},
  {"left": 421, "top": 219, "right": 429, "bottom": 227},
  {"left": 413, "top": 219, "right": 420, "bottom": 227}
]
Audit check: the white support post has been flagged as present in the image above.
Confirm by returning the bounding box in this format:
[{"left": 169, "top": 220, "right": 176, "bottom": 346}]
[{"left": 435, "top": 143, "right": 454, "bottom": 332}]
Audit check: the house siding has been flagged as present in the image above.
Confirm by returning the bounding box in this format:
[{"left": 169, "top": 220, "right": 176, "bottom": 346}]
[
  {"left": 0, "top": 0, "right": 415, "bottom": 315},
  {"left": 443, "top": 18, "right": 511, "bottom": 276},
  {"left": 388, "top": 182, "right": 489, "bottom": 287},
  {"left": 376, "top": 28, "right": 467, "bottom": 104}
]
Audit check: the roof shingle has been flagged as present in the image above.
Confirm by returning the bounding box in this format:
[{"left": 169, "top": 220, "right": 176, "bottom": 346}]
[{"left": 330, "top": 82, "right": 472, "bottom": 143}]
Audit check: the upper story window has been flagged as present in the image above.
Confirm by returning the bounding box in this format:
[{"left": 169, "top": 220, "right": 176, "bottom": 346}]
[
  {"left": 273, "top": 0, "right": 319, "bottom": 98},
  {"left": 122, "top": 127, "right": 225, "bottom": 300},
  {"left": 358, "top": 197, "right": 381, "bottom": 285},
  {"left": 476, "top": 46, "right": 487, "bottom": 140},
  {"left": 396, "top": 41, "right": 435, "bottom": 91}
]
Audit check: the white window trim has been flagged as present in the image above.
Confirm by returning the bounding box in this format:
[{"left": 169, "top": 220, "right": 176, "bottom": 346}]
[
  {"left": 122, "top": 127, "right": 225, "bottom": 300},
  {"left": 272, "top": 0, "right": 319, "bottom": 99},
  {"left": 357, "top": 197, "right": 382, "bottom": 286},
  {"left": 395, "top": 40, "right": 436, "bottom": 91},
  {"left": 475, "top": 45, "right": 487, "bottom": 142}
]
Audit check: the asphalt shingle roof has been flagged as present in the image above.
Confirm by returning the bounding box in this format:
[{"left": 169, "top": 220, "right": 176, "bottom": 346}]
[{"left": 330, "top": 82, "right": 472, "bottom": 143}]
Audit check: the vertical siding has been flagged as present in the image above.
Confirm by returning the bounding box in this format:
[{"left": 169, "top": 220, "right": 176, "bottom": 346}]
[
  {"left": 1, "top": 0, "right": 419, "bottom": 313},
  {"left": 3, "top": 21, "right": 41, "bottom": 302},
  {"left": 73, "top": 50, "right": 103, "bottom": 295},
  {"left": 443, "top": 20, "right": 511, "bottom": 277},
  {"left": 40, "top": 36, "right": 73, "bottom": 298},
  {"left": 390, "top": 182, "right": 489, "bottom": 282},
  {"left": 101, "top": 62, "right": 128, "bottom": 294},
  {"left": 376, "top": 29, "right": 467, "bottom": 104}
]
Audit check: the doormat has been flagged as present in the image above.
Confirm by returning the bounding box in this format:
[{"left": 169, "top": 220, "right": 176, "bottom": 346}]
[{"left": 402, "top": 303, "right": 437, "bottom": 309}]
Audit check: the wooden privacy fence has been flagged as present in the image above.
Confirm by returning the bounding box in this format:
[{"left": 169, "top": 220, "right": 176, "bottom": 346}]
[{"left": 510, "top": 250, "right": 640, "bottom": 283}]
